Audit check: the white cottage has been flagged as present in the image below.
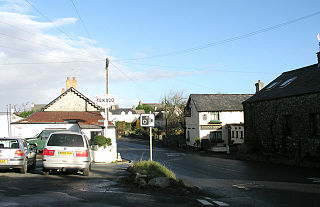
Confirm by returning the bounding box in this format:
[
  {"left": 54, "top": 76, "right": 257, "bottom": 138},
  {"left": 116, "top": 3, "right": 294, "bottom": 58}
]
[{"left": 184, "top": 94, "right": 252, "bottom": 152}]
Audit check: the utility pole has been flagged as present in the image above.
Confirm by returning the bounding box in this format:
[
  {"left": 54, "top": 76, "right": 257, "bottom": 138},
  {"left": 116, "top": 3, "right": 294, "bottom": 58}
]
[
  {"left": 165, "top": 97, "right": 168, "bottom": 139},
  {"left": 106, "top": 58, "right": 109, "bottom": 122}
]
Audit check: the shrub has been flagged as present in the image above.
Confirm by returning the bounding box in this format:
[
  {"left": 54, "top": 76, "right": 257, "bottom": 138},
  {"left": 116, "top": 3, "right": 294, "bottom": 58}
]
[{"left": 93, "top": 135, "right": 112, "bottom": 148}]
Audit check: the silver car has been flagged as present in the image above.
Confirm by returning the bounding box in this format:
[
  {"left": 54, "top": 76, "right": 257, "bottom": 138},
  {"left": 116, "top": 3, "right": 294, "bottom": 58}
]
[
  {"left": 0, "top": 138, "right": 37, "bottom": 173},
  {"left": 42, "top": 132, "right": 91, "bottom": 176}
]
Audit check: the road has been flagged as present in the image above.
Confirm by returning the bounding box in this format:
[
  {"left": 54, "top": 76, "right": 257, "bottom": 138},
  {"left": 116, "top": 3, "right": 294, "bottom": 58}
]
[
  {"left": 0, "top": 160, "right": 204, "bottom": 207},
  {"left": 118, "top": 136, "right": 320, "bottom": 207}
]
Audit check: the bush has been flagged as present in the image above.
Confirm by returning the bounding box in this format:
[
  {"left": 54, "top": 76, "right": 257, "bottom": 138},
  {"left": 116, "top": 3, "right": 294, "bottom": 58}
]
[
  {"left": 93, "top": 135, "right": 112, "bottom": 148},
  {"left": 128, "top": 160, "right": 176, "bottom": 180}
]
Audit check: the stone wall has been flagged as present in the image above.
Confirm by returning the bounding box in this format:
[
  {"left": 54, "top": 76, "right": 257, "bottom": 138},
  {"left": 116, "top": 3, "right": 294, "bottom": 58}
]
[
  {"left": 243, "top": 92, "right": 320, "bottom": 160},
  {"left": 45, "top": 92, "right": 98, "bottom": 111}
]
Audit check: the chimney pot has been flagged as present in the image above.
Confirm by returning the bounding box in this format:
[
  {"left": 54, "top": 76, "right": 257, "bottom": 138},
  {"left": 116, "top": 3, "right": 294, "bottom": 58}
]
[
  {"left": 73, "top": 77, "right": 75, "bottom": 80},
  {"left": 67, "top": 77, "right": 70, "bottom": 80}
]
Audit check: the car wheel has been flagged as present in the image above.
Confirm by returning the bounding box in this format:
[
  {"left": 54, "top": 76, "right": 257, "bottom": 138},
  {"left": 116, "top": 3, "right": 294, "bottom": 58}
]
[
  {"left": 83, "top": 167, "right": 89, "bottom": 176},
  {"left": 42, "top": 167, "right": 49, "bottom": 175},
  {"left": 20, "top": 161, "right": 27, "bottom": 174}
]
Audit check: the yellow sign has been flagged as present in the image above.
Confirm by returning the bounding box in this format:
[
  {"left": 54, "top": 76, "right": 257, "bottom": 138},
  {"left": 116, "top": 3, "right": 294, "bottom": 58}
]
[{"left": 200, "top": 125, "right": 222, "bottom": 130}]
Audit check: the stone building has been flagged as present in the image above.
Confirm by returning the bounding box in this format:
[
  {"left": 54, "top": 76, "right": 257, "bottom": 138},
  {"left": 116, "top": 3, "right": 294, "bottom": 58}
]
[{"left": 243, "top": 53, "right": 320, "bottom": 161}]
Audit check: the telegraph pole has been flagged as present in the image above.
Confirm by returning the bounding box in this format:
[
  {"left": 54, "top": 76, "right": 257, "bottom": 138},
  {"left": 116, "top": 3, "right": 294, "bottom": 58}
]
[{"left": 106, "top": 58, "right": 109, "bottom": 122}]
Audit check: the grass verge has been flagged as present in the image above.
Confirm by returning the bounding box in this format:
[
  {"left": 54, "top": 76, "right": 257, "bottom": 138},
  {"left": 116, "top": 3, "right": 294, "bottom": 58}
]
[{"left": 128, "top": 160, "right": 177, "bottom": 180}]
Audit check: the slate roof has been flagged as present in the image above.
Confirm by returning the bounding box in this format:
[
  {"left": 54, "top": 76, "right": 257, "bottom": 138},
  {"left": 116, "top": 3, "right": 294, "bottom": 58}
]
[
  {"left": 109, "top": 108, "right": 137, "bottom": 115},
  {"left": 244, "top": 64, "right": 320, "bottom": 103},
  {"left": 188, "top": 94, "right": 253, "bottom": 112},
  {"left": 31, "top": 104, "right": 46, "bottom": 112},
  {"left": 42, "top": 87, "right": 101, "bottom": 111},
  {"left": 13, "top": 111, "right": 113, "bottom": 126}
]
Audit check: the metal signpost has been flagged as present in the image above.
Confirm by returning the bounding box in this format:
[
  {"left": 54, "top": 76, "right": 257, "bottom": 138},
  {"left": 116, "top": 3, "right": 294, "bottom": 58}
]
[{"left": 140, "top": 113, "right": 155, "bottom": 161}]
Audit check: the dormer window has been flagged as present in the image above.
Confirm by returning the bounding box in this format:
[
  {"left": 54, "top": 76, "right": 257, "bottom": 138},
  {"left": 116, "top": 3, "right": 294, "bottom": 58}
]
[{"left": 280, "top": 77, "right": 297, "bottom": 88}]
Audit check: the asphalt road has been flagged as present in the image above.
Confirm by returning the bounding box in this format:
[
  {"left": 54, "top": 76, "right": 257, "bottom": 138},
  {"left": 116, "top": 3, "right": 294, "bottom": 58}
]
[
  {"left": 0, "top": 159, "right": 205, "bottom": 207},
  {"left": 118, "top": 136, "right": 320, "bottom": 207}
]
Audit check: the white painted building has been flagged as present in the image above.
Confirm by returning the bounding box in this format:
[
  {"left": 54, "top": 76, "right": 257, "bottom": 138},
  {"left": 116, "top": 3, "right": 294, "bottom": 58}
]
[
  {"left": 109, "top": 108, "right": 140, "bottom": 123},
  {"left": 184, "top": 94, "right": 252, "bottom": 151}
]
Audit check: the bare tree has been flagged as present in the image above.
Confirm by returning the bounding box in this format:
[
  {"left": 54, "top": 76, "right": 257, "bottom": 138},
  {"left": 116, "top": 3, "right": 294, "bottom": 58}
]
[{"left": 161, "top": 90, "right": 187, "bottom": 136}]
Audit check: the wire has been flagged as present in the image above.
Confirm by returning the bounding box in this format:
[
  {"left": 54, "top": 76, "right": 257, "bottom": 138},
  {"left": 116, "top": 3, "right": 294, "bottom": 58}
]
[
  {"left": 70, "top": 0, "right": 91, "bottom": 38},
  {"left": 109, "top": 61, "right": 157, "bottom": 97},
  {"left": 24, "top": 0, "right": 75, "bottom": 42},
  {"left": 0, "top": 59, "right": 104, "bottom": 67},
  {"left": 23, "top": 0, "right": 103, "bottom": 60},
  {"left": 115, "top": 10, "right": 320, "bottom": 61},
  {"left": 118, "top": 62, "right": 279, "bottom": 75}
]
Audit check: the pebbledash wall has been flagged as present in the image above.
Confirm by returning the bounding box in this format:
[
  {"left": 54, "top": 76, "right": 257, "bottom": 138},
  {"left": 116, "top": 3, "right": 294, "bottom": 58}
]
[{"left": 243, "top": 92, "right": 320, "bottom": 159}]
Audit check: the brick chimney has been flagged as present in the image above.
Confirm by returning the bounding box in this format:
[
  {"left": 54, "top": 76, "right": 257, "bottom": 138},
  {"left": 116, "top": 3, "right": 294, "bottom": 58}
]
[
  {"left": 66, "top": 76, "right": 77, "bottom": 89},
  {"left": 255, "top": 80, "right": 264, "bottom": 93},
  {"left": 317, "top": 52, "right": 320, "bottom": 68}
]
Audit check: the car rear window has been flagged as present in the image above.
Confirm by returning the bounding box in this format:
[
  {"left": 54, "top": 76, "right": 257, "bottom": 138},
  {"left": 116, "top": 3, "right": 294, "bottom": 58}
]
[
  {"left": 47, "top": 134, "right": 84, "bottom": 147},
  {"left": 0, "top": 139, "right": 19, "bottom": 149}
]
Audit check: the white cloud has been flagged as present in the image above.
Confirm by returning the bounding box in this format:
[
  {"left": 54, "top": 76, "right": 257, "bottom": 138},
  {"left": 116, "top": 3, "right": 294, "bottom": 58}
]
[{"left": 0, "top": 8, "right": 202, "bottom": 111}]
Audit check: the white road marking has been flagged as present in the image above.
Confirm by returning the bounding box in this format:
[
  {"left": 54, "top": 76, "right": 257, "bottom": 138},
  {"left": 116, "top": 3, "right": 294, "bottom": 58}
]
[
  {"left": 211, "top": 200, "right": 229, "bottom": 207},
  {"left": 165, "top": 153, "right": 185, "bottom": 157},
  {"left": 308, "top": 177, "right": 320, "bottom": 183},
  {"left": 232, "top": 184, "right": 249, "bottom": 190},
  {"left": 197, "top": 199, "right": 213, "bottom": 206}
]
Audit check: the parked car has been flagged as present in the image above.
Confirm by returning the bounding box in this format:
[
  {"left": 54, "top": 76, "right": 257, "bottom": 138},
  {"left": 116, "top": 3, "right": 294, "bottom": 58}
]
[
  {"left": 42, "top": 132, "right": 91, "bottom": 176},
  {"left": 28, "top": 129, "right": 71, "bottom": 153},
  {"left": 0, "top": 137, "right": 37, "bottom": 173}
]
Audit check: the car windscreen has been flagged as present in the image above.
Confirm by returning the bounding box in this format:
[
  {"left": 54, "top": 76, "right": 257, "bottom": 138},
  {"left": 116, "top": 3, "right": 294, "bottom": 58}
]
[
  {"left": 0, "top": 139, "right": 19, "bottom": 149},
  {"left": 47, "top": 134, "right": 84, "bottom": 147}
]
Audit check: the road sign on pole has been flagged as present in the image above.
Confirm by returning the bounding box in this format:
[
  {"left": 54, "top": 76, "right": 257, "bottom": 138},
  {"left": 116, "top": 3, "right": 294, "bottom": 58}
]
[
  {"left": 140, "top": 114, "right": 155, "bottom": 127},
  {"left": 140, "top": 113, "right": 155, "bottom": 160},
  {"left": 94, "top": 94, "right": 116, "bottom": 108}
]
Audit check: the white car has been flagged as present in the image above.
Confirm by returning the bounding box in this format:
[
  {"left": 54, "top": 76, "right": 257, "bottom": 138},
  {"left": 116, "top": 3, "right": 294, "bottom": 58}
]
[
  {"left": 0, "top": 138, "right": 37, "bottom": 173},
  {"left": 42, "top": 132, "right": 91, "bottom": 176}
]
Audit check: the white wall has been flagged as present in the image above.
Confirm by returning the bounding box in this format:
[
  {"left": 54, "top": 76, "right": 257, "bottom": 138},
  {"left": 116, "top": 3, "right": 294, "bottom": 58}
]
[
  {"left": 199, "top": 111, "right": 244, "bottom": 144},
  {"left": 11, "top": 123, "right": 80, "bottom": 138},
  {"left": 0, "top": 114, "right": 23, "bottom": 137},
  {"left": 109, "top": 111, "right": 139, "bottom": 123}
]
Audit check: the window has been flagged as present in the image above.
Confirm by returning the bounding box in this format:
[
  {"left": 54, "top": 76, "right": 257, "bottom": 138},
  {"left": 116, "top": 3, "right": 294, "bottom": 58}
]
[
  {"left": 240, "top": 131, "right": 243, "bottom": 139},
  {"left": 232, "top": 131, "right": 234, "bottom": 138},
  {"left": 280, "top": 77, "right": 297, "bottom": 88},
  {"left": 210, "top": 112, "right": 220, "bottom": 121},
  {"left": 236, "top": 131, "right": 239, "bottom": 138},
  {"left": 210, "top": 131, "right": 223, "bottom": 143},
  {"left": 266, "top": 81, "right": 279, "bottom": 90},
  {"left": 311, "top": 113, "right": 320, "bottom": 137},
  {"left": 47, "top": 134, "right": 84, "bottom": 147},
  {"left": 0, "top": 139, "right": 19, "bottom": 148},
  {"left": 187, "top": 131, "right": 190, "bottom": 142},
  {"left": 91, "top": 131, "right": 101, "bottom": 140}
]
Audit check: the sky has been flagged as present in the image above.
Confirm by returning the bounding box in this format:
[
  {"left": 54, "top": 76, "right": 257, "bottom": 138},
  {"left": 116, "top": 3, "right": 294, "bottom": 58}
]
[{"left": 0, "top": 0, "right": 320, "bottom": 112}]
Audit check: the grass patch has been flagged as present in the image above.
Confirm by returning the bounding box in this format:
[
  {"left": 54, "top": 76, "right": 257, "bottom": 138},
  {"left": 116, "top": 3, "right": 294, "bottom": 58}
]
[{"left": 128, "top": 160, "right": 177, "bottom": 180}]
